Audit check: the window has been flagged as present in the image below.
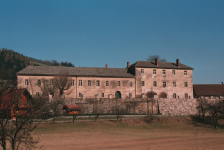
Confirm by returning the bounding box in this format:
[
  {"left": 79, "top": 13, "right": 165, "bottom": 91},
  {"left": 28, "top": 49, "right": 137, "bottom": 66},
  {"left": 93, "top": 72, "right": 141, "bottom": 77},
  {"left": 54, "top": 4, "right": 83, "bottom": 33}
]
[
  {"left": 173, "top": 93, "right": 176, "bottom": 98},
  {"left": 101, "top": 93, "right": 104, "bottom": 97},
  {"left": 163, "top": 82, "right": 166, "bottom": 87},
  {"left": 37, "top": 79, "right": 41, "bottom": 86},
  {"left": 96, "top": 80, "right": 100, "bottom": 86},
  {"left": 184, "top": 71, "right": 187, "bottom": 75},
  {"left": 79, "top": 80, "right": 82, "bottom": 86},
  {"left": 142, "top": 81, "right": 145, "bottom": 86},
  {"left": 79, "top": 93, "right": 82, "bottom": 98},
  {"left": 130, "top": 81, "right": 133, "bottom": 87},
  {"left": 129, "top": 93, "right": 132, "bottom": 98},
  {"left": 153, "top": 69, "right": 156, "bottom": 74},
  {"left": 172, "top": 70, "right": 175, "bottom": 75},
  {"left": 184, "top": 82, "right": 188, "bottom": 87},
  {"left": 50, "top": 92, "right": 54, "bottom": 97},
  {"left": 162, "top": 70, "right": 166, "bottom": 75},
  {"left": 88, "top": 80, "right": 91, "bottom": 86},
  {"left": 106, "top": 81, "right": 109, "bottom": 86},
  {"left": 185, "top": 93, "right": 188, "bottom": 98},
  {"left": 117, "top": 81, "right": 120, "bottom": 86},
  {"left": 36, "top": 92, "right": 39, "bottom": 97},
  {"left": 71, "top": 80, "right": 74, "bottom": 86},
  {"left": 153, "top": 81, "right": 157, "bottom": 86},
  {"left": 141, "top": 69, "right": 144, "bottom": 74},
  {"left": 50, "top": 79, "right": 53, "bottom": 85},
  {"left": 173, "top": 82, "right": 176, "bottom": 87},
  {"left": 25, "top": 79, "right": 29, "bottom": 85}
]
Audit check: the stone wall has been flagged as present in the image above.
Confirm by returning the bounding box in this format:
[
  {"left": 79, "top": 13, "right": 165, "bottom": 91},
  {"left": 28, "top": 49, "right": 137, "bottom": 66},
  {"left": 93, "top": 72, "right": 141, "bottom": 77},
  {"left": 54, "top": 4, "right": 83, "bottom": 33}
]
[
  {"left": 157, "top": 98, "right": 198, "bottom": 116},
  {"left": 63, "top": 97, "right": 223, "bottom": 116},
  {"left": 64, "top": 98, "right": 158, "bottom": 115}
]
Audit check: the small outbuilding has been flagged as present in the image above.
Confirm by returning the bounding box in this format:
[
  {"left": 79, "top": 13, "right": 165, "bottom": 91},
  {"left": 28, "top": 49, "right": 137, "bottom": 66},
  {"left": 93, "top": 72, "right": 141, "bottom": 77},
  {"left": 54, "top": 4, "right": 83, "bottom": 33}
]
[
  {"left": 62, "top": 105, "right": 81, "bottom": 115},
  {"left": 1, "top": 88, "right": 32, "bottom": 118}
]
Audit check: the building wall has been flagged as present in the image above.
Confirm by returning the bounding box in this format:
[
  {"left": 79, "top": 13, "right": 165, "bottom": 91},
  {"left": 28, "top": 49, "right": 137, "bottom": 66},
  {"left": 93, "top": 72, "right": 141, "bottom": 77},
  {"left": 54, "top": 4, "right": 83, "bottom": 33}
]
[
  {"left": 17, "top": 75, "right": 135, "bottom": 99},
  {"left": 135, "top": 68, "right": 193, "bottom": 99},
  {"left": 76, "top": 77, "right": 135, "bottom": 99}
]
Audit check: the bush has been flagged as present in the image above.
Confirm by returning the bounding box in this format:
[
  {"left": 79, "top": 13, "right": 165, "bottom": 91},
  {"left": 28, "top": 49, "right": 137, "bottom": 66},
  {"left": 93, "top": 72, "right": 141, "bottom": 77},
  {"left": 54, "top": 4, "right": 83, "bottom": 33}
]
[{"left": 146, "top": 91, "right": 157, "bottom": 98}]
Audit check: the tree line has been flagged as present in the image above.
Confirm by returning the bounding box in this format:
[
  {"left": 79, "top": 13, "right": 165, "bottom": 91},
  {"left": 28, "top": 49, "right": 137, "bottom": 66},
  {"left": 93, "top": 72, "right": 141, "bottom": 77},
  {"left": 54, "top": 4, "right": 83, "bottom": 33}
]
[{"left": 0, "top": 48, "right": 75, "bottom": 81}]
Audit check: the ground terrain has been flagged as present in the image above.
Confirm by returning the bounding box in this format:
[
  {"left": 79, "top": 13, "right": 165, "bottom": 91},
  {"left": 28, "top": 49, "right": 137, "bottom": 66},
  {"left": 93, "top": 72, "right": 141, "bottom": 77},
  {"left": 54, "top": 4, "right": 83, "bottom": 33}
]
[{"left": 4, "top": 116, "right": 224, "bottom": 150}]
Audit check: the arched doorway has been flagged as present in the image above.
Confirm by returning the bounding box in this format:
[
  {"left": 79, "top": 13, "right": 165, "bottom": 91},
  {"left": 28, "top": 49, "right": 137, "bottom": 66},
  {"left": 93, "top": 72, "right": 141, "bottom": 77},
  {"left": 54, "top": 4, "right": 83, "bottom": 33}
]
[{"left": 115, "top": 91, "right": 121, "bottom": 98}]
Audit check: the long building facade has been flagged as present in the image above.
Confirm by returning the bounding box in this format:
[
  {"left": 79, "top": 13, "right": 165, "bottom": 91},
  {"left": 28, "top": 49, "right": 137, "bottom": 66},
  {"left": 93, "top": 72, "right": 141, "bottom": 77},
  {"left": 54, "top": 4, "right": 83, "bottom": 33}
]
[{"left": 16, "top": 59, "right": 193, "bottom": 99}]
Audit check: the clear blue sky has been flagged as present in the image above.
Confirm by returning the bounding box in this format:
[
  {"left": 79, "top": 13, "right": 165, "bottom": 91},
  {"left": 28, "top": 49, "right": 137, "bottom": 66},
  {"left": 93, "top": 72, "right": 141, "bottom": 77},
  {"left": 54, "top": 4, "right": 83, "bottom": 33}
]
[{"left": 0, "top": 0, "right": 223, "bottom": 84}]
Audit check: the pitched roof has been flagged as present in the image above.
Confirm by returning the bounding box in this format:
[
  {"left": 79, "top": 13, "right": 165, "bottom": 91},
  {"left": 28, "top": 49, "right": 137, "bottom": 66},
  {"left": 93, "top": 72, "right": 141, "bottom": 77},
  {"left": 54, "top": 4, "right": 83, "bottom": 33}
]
[
  {"left": 193, "top": 84, "right": 224, "bottom": 96},
  {"left": 130, "top": 61, "right": 193, "bottom": 70},
  {"left": 1, "top": 89, "right": 26, "bottom": 109},
  {"left": 16, "top": 66, "right": 135, "bottom": 78}
]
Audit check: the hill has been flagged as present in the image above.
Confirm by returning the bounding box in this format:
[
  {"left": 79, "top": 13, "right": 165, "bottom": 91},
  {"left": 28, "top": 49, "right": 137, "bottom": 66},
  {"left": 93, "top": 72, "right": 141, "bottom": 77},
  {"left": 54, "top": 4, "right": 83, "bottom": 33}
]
[{"left": 0, "top": 48, "right": 74, "bottom": 80}]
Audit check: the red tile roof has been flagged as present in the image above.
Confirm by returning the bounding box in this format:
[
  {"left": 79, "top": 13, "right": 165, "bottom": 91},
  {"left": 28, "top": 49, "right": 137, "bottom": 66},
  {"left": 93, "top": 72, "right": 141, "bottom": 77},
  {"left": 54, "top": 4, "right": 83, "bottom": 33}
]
[
  {"left": 1, "top": 89, "right": 26, "bottom": 109},
  {"left": 193, "top": 84, "right": 224, "bottom": 96},
  {"left": 63, "top": 105, "right": 81, "bottom": 110}
]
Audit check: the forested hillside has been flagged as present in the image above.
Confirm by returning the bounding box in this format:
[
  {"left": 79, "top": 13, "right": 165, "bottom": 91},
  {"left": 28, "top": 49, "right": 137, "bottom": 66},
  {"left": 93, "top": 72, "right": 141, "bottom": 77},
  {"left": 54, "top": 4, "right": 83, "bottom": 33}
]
[{"left": 0, "top": 48, "right": 74, "bottom": 80}]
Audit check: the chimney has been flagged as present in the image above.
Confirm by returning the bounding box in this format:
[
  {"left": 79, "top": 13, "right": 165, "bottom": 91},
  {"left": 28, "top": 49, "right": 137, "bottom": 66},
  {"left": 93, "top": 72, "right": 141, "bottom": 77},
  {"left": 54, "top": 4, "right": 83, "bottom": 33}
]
[
  {"left": 106, "top": 64, "right": 108, "bottom": 68},
  {"left": 155, "top": 58, "right": 158, "bottom": 66},
  {"left": 127, "top": 62, "right": 130, "bottom": 68},
  {"left": 176, "top": 59, "right": 180, "bottom": 67}
]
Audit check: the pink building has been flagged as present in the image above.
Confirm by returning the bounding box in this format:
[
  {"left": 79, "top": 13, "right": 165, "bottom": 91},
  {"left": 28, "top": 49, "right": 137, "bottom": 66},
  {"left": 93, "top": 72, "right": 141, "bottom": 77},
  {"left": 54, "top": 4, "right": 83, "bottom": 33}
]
[{"left": 17, "top": 59, "right": 193, "bottom": 99}]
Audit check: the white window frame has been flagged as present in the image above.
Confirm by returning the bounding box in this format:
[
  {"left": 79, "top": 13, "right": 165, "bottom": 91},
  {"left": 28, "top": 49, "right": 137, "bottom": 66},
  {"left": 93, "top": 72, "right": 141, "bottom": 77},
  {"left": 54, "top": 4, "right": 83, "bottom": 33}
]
[
  {"left": 173, "top": 93, "right": 176, "bottom": 98},
  {"left": 88, "top": 80, "right": 91, "bottom": 86},
  {"left": 172, "top": 70, "right": 175, "bottom": 75},
  {"left": 37, "top": 79, "right": 41, "bottom": 86},
  {"left": 71, "top": 80, "right": 74, "bottom": 86},
  {"left": 106, "top": 81, "right": 109, "bottom": 86},
  {"left": 153, "top": 69, "right": 156, "bottom": 74},
  {"left": 117, "top": 81, "right": 120, "bottom": 86},
  {"left": 79, "top": 80, "right": 82, "bottom": 86},
  {"left": 184, "top": 71, "right": 187, "bottom": 75},
  {"left": 50, "top": 79, "right": 53, "bottom": 85},
  {"left": 25, "top": 79, "right": 29, "bottom": 85},
  {"left": 162, "top": 70, "right": 166, "bottom": 75},
  {"left": 173, "top": 82, "right": 176, "bottom": 87},
  {"left": 153, "top": 81, "right": 157, "bottom": 86},
  {"left": 141, "top": 69, "right": 144, "bottom": 74},
  {"left": 163, "top": 82, "right": 166, "bottom": 87},
  {"left": 96, "top": 80, "right": 100, "bottom": 86}
]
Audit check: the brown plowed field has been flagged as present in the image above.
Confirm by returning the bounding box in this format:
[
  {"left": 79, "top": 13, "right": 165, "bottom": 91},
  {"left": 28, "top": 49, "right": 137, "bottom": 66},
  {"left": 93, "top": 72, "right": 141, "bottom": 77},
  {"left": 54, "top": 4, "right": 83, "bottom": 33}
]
[{"left": 32, "top": 117, "right": 224, "bottom": 150}]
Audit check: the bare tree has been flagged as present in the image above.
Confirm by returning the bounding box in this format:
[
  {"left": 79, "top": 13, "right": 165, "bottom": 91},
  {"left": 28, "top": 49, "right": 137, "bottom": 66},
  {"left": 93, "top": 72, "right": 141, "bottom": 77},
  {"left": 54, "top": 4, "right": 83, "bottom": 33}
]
[
  {"left": 0, "top": 85, "right": 48, "bottom": 150},
  {"left": 92, "top": 101, "right": 103, "bottom": 121},
  {"left": 53, "top": 71, "right": 72, "bottom": 97},
  {"left": 207, "top": 100, "right": 224, "bottom": 128},
  {"left": 197, "top": 98, "right": 208, "bottom": 120},
  {"left": 112, "top": 99, "right": 127, "bottom": 121},
  {"left": 146, "top": 55, "right": 166, "bottom": 62}
]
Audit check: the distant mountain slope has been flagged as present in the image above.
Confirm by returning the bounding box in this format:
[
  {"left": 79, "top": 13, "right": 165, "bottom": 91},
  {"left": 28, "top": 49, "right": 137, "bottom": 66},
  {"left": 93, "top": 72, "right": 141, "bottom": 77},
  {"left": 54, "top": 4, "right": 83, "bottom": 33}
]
[{"left": 0, "top": 48, "right": 74, "bottom": 80}]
